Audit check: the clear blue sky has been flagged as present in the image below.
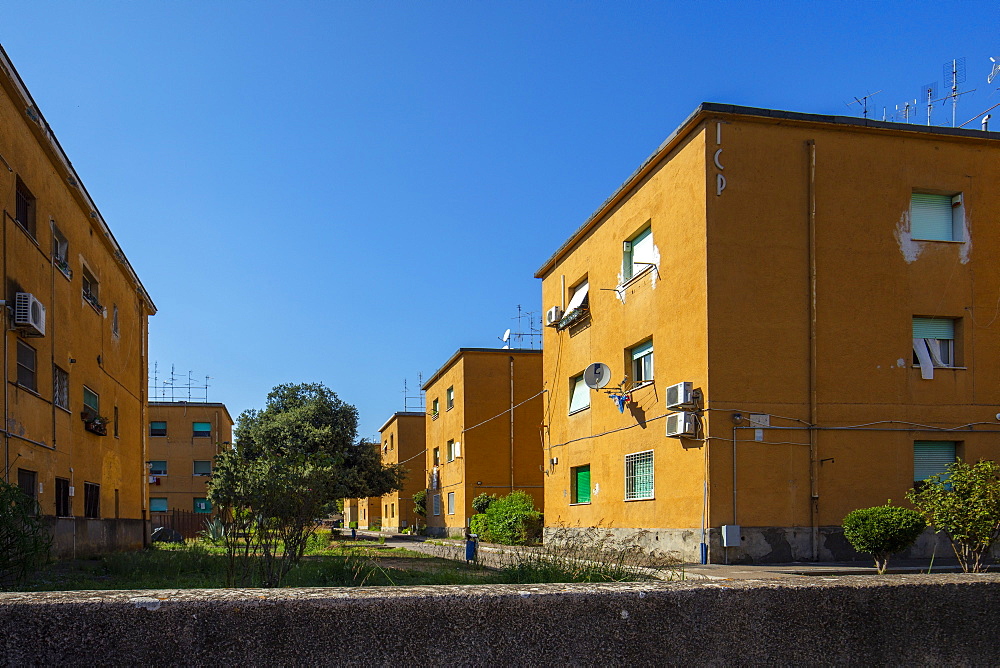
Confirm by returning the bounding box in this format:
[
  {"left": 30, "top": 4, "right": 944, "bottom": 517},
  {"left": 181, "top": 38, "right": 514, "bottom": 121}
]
[{"left": 2, "top": 1, "right": 997, "bottom": 437}]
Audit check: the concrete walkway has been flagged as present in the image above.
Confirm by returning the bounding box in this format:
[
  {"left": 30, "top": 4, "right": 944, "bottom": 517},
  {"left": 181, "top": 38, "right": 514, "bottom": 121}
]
[{"left": 352, "top": 529, "right": 973, "bottom": 580}]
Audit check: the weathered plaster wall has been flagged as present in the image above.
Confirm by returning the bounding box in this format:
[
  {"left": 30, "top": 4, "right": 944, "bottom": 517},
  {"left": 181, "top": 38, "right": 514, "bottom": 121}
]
[{"left": 2, "top": 577, "right": 998, "bottom": 665}]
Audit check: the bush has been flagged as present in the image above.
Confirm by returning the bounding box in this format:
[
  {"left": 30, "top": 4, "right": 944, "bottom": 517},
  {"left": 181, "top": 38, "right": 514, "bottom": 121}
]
[
  {"left": 0, "top": 481, "right": 51, "bottom": 588},
  {"left": 907, "top": 459, "right": 1000, "bottom": 572},
  {"left": 469, "top": 513, "right": 488, "bottom": 538},
  {"left": 842, "top": 503, "right": 925, "bottom": 574},
  {"left": 412, "top": 489, "right": 427, "bottom": 518},
  {"left": 368, "top": 519, "right": 382, "bottom": 531},
  {"left": 479, "top": 491, "right": 543, "bottom": 545},
  {"left": 472, "top": 493, "right": 496, "bottom": 514}
]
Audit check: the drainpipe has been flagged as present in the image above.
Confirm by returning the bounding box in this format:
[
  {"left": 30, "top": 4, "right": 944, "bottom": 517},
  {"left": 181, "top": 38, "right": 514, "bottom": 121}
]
[
  {"left": 509, "top": 356, "right": 515, "bottom": 492},
  {"left": 807, "top": 139, "right": 819, "bottom": 561}
]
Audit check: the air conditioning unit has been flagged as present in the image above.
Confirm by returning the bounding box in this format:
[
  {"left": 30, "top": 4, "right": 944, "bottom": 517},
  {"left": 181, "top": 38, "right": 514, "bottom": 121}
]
[
  {"left": 665, "top": 381, "right": 693, "bottom": 410},
  {"left": 544, "top": 306, "right": 563, "bottom": 327},
  {"left": 14, "top": 292, "right": 46, "bottom": 336},
  {"left": 665, "top": 411, "right": 696, "bottom": 438}
]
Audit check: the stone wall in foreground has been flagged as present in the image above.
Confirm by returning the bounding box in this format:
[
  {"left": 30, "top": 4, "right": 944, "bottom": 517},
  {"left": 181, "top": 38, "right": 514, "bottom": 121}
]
[{"left": 2, "top": 575, "right": 998, "bottom": 665}]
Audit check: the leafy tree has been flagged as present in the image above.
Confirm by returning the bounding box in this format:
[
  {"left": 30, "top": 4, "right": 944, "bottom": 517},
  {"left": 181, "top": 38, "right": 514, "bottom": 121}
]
[
  {"left": 472, "top": 493, "right": 496, "bottom": 514},
  {"left": 907, "top": 459, "right": 1000, "bottom": 573},
  {"left": 412, "top": 489, "right": 427, "bottom": 518},
  {"left": 0, "top": 480, "right": 50, "bottom": 587},
  {"left": 842, "top": 503, "right": 925, "bottom": 574},
  {"left": 209, "top": 383, "right": 406, "bottom": 586}
]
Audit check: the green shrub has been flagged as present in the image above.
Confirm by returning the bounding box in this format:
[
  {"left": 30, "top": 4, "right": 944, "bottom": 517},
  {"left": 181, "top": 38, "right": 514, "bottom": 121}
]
[
  {"left": 0, "top": 480, "right": 50, "bottom": 588},
  {"left": 349, "top": 521, "right": 358, "bottom": 529},
  {"left": 369, "top": 519, "right": 382, "bottom": 531},
  {"left": 412, "top": 489, "right": 427, "bottom": 518},
  {"left": 842, "top": 502, "right": 926, "bottom": 574},
  {"left": 469, "top": 513, "right": 488, "bottom": 538},
  {"left": 472, "top": 493, "right": 496, "bottom": 514},
  {"left": 481, "top": 491, "right": 543, "bottom": 545}
]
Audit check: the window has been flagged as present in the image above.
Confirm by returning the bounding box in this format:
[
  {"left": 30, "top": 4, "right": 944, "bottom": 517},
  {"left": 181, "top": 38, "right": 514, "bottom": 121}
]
[
  {"left": 16, "top": 341, "right": 37, "bottom": 391},
  {"left": 194, "top": 498, "right": 212, "bottom": 514},
  {"left": 149, "top": 460, "right": 167, "bottom": 475},
  {"left": 150, "top": 497, "right": 168, "bottom": 512},
  {"left": 446, "top": 386, "right": 454, "bottom": 410},
  {"left": 193, "top": 421, "right": 211, "bottom": 438},
  {"left": 81, "top": 265, "right": 102, "bottom": 311},
  {"left": 15, "top": 178, "right": 36, "bottom": 238},
  {"left": 52, "top": 223, "right": 71, "bottom": 277},
  {"left": 447, "top": 439, "right": 456, "bottom": 462},
  {"left": 83, "top": 482, "right": 100, "bottom": 518},
  {"left": 558, "top": 279, "right": 590, "bottom": 330},
  {"left": 913, "top": 317, "right": 956, "bottom": 379},
  {"left": 17, "top": 468, "right": 37, "bottom": 504},
  {"left": 623, "top": 225, "right": 653, "bottom": 281},
  {"left": 53, "top": 365, "right": 69, "bottom": 409},
  {"left": 56, "top": 477, "right": 71, "bottom": 517},
  {"left": 433, "top": 447, "right": 440, "bottom": 466},
  {"left": 568, "top": 373, "right": 590, "bottom": 414},
  {"left": 432, "top": 494, "right": 441, "bottom": 515},
  {"left": 432, "top": 398, "right": 440, "bottom": 419},
  {"left": 390, "top": 434, "right": 394, "bottom": 450},
  {"left": 911, "top": 192, "right": 963, "bottom": 242},
  {"left": 631, "top": 341, "right": 654, "bottom": 385},
  {"left": 113, "top": 405, "right": 119, "bottom": 438},
  {"left": 83, "top": 386, "right": 99, "bottom": 416},
  {"left": 571, "top": 465, "right": 591, "bottom": 504},
  {"left": 193, "top": 460, "right": 212, "bottom": 476},
  {"left": 447, "top": 491, "right": 455, "bottom": 514},
  {"left": 112, "top": 305, "right": 119, "bottom": 338},
  {"left": 150, "top": 421, "right": 167, "bottom": 437},
  {"left": 391, "top": 503, "right": 395, "bottom": 518},
  {"left": 914, "top": 441, "right": 957, "bottom": 488},
  {"left": 625, "top": 450, "right": 654, "bottom": 500}
]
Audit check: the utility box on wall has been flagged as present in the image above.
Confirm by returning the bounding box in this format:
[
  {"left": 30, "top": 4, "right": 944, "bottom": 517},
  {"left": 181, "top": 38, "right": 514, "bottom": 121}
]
[{"left": 721, "top": 524, "right": 741, "bottom": 547}]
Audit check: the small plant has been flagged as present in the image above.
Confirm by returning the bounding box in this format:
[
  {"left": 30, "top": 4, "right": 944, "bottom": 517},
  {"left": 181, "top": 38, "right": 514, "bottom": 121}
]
[
  {"left": 198, "top": 518, "right": 226, "bottom": 545},
  {"left": 907, "top": 458, "right": 1000, "bottom": 573},
  {"left": 472, "top": 493, "right": 496, "bottom": 514},
  {"left": 412, "top": 490, "right": 427, "bottom": 518},
  {"left": 842, "top": 502, "right": 925, "bottom": 574}
]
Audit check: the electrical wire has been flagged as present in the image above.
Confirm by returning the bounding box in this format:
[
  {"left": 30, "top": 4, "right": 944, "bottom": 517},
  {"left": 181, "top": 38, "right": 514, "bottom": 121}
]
[{"left": 460, "top": 389, "right": 546, "bottom": 434}]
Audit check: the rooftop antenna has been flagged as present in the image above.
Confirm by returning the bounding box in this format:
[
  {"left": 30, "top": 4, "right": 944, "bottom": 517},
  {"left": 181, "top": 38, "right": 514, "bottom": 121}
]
[
  {"left": 846, "top": 90, "right": 883, "bottom": 119},
  {"left": 895, "top": 99, "right": 917, "bottom": 124},
  {"left": 922, "top": 82, "right": 939, "bottom": 126},
  {"left": 943, "top": 57, "right": 975, "bottom": 127},
  {"left": 989, "top": 56, "right": 1000, "bottom": 85},
  {"left": 402, "top": 376, "right": 425, "bottom": 412},
  {"left": 505, "top": 304, "right": 542, "bottom": 350},
  {"left": 499, "top": 328, "right": 511, "bottom": 350}
]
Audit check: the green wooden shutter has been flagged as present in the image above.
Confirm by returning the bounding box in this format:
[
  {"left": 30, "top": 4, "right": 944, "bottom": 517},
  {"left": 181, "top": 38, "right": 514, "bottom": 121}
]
[
  {"left": 913, "top": 441, "right": 956, "bottom": 481},
  {"left": 910, "top": 193, "right": 953, "bottom": 241},
  {"left": 912, "top": 317, "right": 954, "bottom": 339},
  {"left": 574, "top": 465, "right": 591, "bottom": 503}
]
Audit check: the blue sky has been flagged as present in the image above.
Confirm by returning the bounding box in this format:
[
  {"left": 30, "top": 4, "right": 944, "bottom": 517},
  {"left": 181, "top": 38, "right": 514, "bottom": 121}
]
[{"left": 2, "top": 1, "right": 997, "bottom": 437}]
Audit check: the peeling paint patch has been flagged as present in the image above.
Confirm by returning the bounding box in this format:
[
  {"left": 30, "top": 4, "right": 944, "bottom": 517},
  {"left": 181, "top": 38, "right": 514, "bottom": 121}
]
[
  {"left": 959, "top": 215, "right": 972, "bottom": 264},
  {"left": 649, "top": 243, "right": 661, "bottom": 289},
  {"left": 894, "top": 211, "right": 923, "bottom": 263}
]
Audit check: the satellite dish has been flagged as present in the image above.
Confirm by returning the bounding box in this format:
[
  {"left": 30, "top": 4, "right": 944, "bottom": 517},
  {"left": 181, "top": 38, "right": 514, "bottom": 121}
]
[
  {"left": 502, "top": 329, "right": 511, "bottom": 343},
  {"left": 583, "top": 362, "right": 611, "bottom": 390}
]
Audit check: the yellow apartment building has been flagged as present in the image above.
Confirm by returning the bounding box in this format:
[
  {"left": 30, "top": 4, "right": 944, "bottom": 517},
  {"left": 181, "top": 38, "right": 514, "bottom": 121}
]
[
  {"left": 423, "top": 348, "right": 543, "bottom": 537},
  {"left": 342, "top": 498, "right": 359, "bottom": 527},
  {"left": 377, "top": 411, "right": 426, "bottom": 532},
  {"left": 0, "top": 45, "right": 156, "bottom": 556},
  {"left": 537, "top": 103, "right": 1000, "bottom": 563},
  {"left": 146, "top": 401, "right": 233, "bottom": 515}
]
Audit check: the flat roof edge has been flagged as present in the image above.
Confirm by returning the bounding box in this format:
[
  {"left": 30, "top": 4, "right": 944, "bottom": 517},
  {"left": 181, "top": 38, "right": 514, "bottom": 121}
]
[{"left": 421, "top": 348, "right": 543, "bottom": 390}]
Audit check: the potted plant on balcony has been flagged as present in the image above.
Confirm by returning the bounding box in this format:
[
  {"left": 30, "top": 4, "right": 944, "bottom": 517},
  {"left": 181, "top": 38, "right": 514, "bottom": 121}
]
[{"left": 81, "top": 410, "right": 108, "bottom": 436}]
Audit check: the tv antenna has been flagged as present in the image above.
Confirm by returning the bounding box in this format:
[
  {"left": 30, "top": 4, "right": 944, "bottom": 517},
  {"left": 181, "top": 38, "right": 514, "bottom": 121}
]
[
  {"left": 402, "top": 374, "right": 425, "bottom": 412},
  {"left": 895, "top": 100, "right": 917, "bottom": 124},
  {"left": 922, "top": 82, "right": 940, "bottom": 126},
  {"left": 846, "top": 90, "right": 882, "bottom": 119},
  {"left": 500, "top": 305, "right": 542, "bottom": 350},
  {"left": 943, "top": 57, "right": 975, "bottom": 127},
  {"left": 989, "top": 57, "right": 1000, "bottom": 85}
]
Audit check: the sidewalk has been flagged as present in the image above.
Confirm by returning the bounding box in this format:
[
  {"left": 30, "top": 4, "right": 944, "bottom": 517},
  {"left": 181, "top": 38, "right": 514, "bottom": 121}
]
[{"left": 351, "top": 529, "right": 971, "bottom": 580}]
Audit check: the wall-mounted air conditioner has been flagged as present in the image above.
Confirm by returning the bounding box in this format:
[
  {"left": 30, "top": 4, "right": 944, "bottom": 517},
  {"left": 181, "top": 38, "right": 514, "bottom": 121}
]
[
  {"left": 665, "top": 381, "right": 693, "bottom": 410},
  {"left": 14, "top": 292, "right": 46, "bottom": 337},
  {"left": 665, "top": 411, "right": 696, "bottom": 438},
  {"left": 544, "top": 306, "right": 563, "bottom": 327}
]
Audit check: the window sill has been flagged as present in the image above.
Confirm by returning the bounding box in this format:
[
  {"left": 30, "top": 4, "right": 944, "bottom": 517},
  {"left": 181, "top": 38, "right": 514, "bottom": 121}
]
[
  {"left": 55, "top": 262, "right": 72, "bottom": 280},
  {"left": 13, "top": 383, "right": 41, "bottom": 398},
  {"left": 911, "top": 238, "right": 965, "bottom": 244},
  {"left": 631, "top": 380, "right": 654, "bottom": 390},
  {"left": 568, "top": 406, "right": 590, "bottom": 416},
  {"left": 431, "top": 414, "right": 440, "bottom": 421},
  {"left": 14, "top": 220, "right": 39, "bottom": 245},
  {"left": 569, "top": 502, "right": 591, "bottom": 506},
  {"left": 913, "top": 365, "right": 966, "bottom": 371},
  {"left": 618, "top": 264, "right": 655, "bottom": 291},
  {"left": 55, "top": 404, "right": 71, "bottom": 414},
  {"left": 82, "top": 296, "right": 105, "bottom": 315},
  {"left": 624, "top": 497, "right": 655, "bottom": 502}
]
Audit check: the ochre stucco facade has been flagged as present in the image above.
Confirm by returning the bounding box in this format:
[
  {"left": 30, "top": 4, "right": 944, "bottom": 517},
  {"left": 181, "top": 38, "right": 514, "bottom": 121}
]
[
  {"left": 377, "top": 412, "right": 426, "bottom": 532},
  {"left": 0, "top": 45, "right": 155, "bottom": 556},
  {"left": 537, "top": 103, "right": 1000, "bottom": 563},
  {"left": 422, "top": 348, "right": 543, "bottom": 538}
]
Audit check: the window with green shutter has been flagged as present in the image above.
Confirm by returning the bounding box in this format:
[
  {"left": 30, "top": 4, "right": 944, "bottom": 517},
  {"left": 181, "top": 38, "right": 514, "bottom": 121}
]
[
  {"left": 914, "top": 441, "right": 957, "bottom": 483},
  {"left": 194, "top": 497, "right": 212, "bottom": 514},
  {"left": 625, "top": 451, "right": 654, "bottom": 500},
  {"left": 192, "top": 421, "right": 211, "bottom": 438},
  {"left": 911, "top": 192, "right": 962, "bottom": 241},
  {"left": 571, "top": 465, "right": 591, "bottom": 504},
  {"left": 150, "top": 497, "right": 168, "bottom": 512}
]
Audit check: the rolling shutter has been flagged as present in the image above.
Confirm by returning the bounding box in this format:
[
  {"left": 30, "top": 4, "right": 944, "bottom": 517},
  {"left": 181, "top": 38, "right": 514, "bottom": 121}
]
[
  {"left": 913, "top": 441, "right": 956, "bottom": 481},
  {"left": 910, "top": 193, "right": 953, "bottom": 241}
]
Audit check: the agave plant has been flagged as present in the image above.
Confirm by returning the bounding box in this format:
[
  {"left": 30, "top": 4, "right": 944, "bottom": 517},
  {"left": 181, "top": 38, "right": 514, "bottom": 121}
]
[{"left": 199, "top": 517, "right": 226, "bottom": 545}]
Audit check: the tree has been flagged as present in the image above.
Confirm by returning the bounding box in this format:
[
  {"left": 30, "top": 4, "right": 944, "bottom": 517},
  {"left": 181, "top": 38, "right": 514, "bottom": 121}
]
[
  {"left": 0, "top": 480, "right": 50, "bottom": 588},
  {"left": 472, "top": 493, "right": 496, "bottom": 514},
  {"left": 412, "top": 489, "right": 427, "bottom": 519},
  {"left": 209, "top": 383, "right": 406, "bottom": 586},
  {"left": 842, "top": 503, "right": 925, "bottom": 574},
  {"left": 907, "top": 459, "right": 1000, "bottom": 573}
]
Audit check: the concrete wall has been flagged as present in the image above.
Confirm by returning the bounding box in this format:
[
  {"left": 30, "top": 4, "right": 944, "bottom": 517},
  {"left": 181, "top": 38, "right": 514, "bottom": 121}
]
[
  {"left": 46, "top": 517, "right": 147, "bottom": 558},
  {"left": 2, "top": 576, "right": 999, "bottom": 664}
]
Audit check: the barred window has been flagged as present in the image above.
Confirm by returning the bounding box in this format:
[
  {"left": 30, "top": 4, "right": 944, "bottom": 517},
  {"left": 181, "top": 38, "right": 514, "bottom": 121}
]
[
  {"left": 624, "top": 450, "right": 654, "bottom": 500},
  {"left": 84, "top": 482, "right": 100, "bottom": 518},
  {"left": 53, "top": 366, "right": 69, "bottom": 409}
]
